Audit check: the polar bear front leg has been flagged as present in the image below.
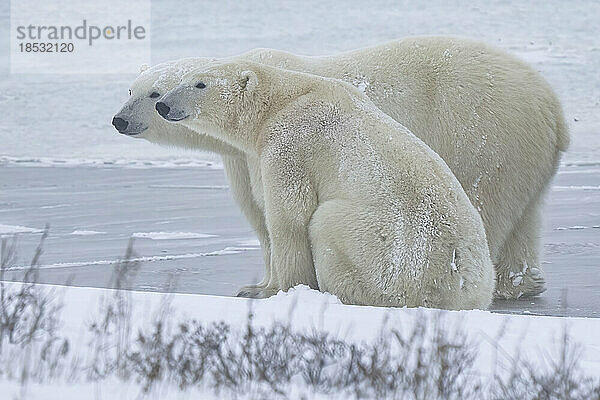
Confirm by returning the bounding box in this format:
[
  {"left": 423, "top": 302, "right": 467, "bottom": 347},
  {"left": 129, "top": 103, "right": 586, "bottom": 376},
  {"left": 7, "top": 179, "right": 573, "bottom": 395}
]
[
  {"left": 235, "top": 229, "right": 272, "bottom": 298},
  {"left": 256, "top": 159, "right": 319, "bottom": 296},
  {"left": 269, "top": 225, "right": 319, "bottom": 292},
  {"left": 239, "top": 223, "right": 317, "bottom": 299},
  {"left": 222, "top": 156, "right": 272, "bottom": 297}
]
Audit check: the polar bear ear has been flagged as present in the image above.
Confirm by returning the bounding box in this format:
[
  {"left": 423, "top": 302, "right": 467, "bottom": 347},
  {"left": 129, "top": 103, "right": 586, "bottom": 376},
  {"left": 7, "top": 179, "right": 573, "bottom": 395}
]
[
  {"left": 239, "top": 70, "right": 258, "bottom": 92},
  {"left": 139, "top": 63, "right": 150, "bottom": 73}
]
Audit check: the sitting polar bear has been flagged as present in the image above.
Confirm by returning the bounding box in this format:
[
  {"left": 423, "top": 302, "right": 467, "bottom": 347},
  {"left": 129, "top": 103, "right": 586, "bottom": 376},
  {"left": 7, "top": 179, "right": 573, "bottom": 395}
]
[
  {"left": 113, "top": 37, "right": 568, "bottom": 300},
  {"left": 155, "top": 61, "right": 496, "bottom": 310}
]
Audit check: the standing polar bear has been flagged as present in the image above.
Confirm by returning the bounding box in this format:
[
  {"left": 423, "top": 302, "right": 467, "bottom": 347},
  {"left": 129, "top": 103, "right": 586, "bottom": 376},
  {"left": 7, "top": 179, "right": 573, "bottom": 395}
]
[
  {"left": 113, "top": 37, "right": 568, "bottom": 300},
  {"left": 156, "top": 61, "right": 495, "bottom": 310}
]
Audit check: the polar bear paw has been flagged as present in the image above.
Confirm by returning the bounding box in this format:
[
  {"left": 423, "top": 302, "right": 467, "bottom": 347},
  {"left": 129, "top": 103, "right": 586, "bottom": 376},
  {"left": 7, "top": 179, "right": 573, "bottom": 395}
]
[
  {"left": 236, "top": 284, "right": 265, "bottom": 298},
  {"left": 494, "top": 265, "right": 546, "bottom": 299},
  {"left": 236, "top": 284, "right": 278, "bottom": 299}
]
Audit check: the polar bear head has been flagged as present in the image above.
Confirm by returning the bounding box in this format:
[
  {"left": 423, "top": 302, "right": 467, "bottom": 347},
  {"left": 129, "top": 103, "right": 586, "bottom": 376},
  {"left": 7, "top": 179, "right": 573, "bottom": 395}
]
[
  {"left": 156, "top": 61, "right": 268, "bottom": 151},
  {"left": 111, "top": 57, "right": 239, "bottom": 151}
]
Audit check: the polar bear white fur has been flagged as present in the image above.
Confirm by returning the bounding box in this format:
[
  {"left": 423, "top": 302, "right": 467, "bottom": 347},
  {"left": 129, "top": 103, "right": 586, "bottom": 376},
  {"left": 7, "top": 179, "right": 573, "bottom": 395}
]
[
  {"left": 155, "top": 61, "right": 496, "bottom": 310},
  {"left": 113, "top": 37, "right": 568, "bottom": 300}
]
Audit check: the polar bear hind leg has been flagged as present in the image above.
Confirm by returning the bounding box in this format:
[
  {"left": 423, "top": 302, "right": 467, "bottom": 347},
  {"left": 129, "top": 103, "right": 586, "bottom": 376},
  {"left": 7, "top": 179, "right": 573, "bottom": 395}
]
[
  {"left": 308, "top": 199, "right": 402, "bottom": 307},
  {"left": 494, "top": 194, "right": 546, "bottom": 299},
  {"left": 308, "top": 199, "right": 487, "bottom": 309}
]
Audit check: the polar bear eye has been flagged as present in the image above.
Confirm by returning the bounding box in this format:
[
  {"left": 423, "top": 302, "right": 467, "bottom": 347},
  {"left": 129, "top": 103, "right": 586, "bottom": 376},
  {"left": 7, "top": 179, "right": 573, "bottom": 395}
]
[
  {"left": 149, "top": 92, "right": 160, "bottom": 99},
  {"left": 195, "top": 82, "right": 206, "bottom": 89},
  {"left": 128, "top": 89, "right": 132, "bottom": 96}
]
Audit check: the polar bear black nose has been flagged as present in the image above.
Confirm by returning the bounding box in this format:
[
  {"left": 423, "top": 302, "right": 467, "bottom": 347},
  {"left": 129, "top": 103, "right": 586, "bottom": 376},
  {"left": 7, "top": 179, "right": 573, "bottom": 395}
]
[
  {"left": 112, "top": 116, "right": 129, "bottom": 132},
  {"left": 155, "top": 102, "right": 170, "bottom": 119}
]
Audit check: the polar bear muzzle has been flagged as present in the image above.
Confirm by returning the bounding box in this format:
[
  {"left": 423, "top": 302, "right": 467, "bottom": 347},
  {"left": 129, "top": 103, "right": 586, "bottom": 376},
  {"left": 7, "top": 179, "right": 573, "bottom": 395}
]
[
  {"left": 111, "top": 112, "right": 148, "bottom": 136},
  {"left": 155, "top": 101, "right": 188, "bottom": 122}
]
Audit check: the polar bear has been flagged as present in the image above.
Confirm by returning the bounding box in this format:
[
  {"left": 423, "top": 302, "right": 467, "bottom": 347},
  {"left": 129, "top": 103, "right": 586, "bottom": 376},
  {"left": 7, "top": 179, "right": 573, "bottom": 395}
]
[
  {"left": 113, "top": 37, "right": 568, "bottom": 300},
  {"left": 154, "top": 61, "right": 495, "bottom": 310},
  {"left": 239, "top": 40, "right": 568, "bottom": 300}
]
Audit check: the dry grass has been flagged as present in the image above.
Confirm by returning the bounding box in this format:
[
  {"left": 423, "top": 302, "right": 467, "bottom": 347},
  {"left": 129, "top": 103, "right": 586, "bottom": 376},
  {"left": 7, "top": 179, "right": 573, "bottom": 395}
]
[{"left": 0, "top": 231, "right": 71, "bottom": 387}]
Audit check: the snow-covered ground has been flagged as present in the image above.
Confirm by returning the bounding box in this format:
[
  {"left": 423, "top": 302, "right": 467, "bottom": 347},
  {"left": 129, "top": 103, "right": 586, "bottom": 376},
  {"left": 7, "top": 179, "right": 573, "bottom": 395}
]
[
  {"left": 0, "top": 1, "right": 599, "bottom": 396},
  {"left": 0, "top": 282, "right": 599, "bottom": 399}
]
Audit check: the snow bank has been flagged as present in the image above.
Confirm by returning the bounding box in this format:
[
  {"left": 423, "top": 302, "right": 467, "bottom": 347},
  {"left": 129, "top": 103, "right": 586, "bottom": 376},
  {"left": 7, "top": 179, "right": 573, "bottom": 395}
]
[
  {"left": 0, "top": 282, "right": 599, "bottom": 398},
  {"left": 9, "top": 283, "right": 600, "bottom": 372}
]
